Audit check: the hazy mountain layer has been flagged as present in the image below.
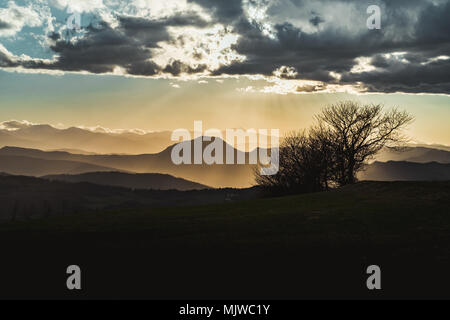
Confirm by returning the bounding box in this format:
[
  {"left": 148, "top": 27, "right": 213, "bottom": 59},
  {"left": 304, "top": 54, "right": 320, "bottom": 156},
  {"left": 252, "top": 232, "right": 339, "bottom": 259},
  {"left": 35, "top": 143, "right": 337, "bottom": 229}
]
[
  {"left": 0, "top": 155, "right": 118, "bottom": 176},
  {"left": 358, "top": 161, "right": 450, "bottom": 181},
  {"left": 1, "top": 143, "right": 449, "bottom": 188},
  {"left": 375, "top": 146, "right": 450, "bottom": 163},
  {"left": 0, "top": 123, "right": 173, "bottom": 154},
  {"left": 43, "top": 172, "right": 209, "bottom": 191},
  {"left": 0, "top": 140, "right": 258, "bottom": 188}
]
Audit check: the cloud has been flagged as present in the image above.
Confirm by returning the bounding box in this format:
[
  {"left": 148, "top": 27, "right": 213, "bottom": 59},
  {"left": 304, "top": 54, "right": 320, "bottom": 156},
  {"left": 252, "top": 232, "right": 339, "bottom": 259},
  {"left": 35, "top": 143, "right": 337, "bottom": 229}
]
[
  {"left": 74, "top": 124, "right": 155, "bottom": 135},
  {"left": 0, "top": 20, "right": 12, "bottom": 30},
  {"left": 209, "top": 0, "right": 450, "bottom": 94},
  {"left": 0, "top": 43, "right": 17, "bottom": 67},
  {"left": 0, "top": 120, "right": 36, "bottom": 131},
  {"left": 0, "top": 1, "right": 45, "bottom": 37},
  {"left": 1, "top": 0, "right": 450, "bottom": 94},
  {"left": 309, "top": 14, "right": 324, "bottom": 27},
  {"left": 0, "top": 120, "right": 159, "bottom": 135},
  {"left": 49, "top": 0, "right": 105, "bottom": 13}
]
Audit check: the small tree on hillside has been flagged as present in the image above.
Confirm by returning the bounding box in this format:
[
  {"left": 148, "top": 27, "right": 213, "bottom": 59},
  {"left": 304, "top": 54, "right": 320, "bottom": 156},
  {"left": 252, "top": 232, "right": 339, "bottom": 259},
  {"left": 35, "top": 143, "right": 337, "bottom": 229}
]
[
  {"left": 317, "top": 101, "right": 414, "bottom": 185},
  {"left": 255, "top": 130, "right": 333, "bottom": 193},
  {"left": 255, "top": 101, "right": 414, "bottom": 194}
]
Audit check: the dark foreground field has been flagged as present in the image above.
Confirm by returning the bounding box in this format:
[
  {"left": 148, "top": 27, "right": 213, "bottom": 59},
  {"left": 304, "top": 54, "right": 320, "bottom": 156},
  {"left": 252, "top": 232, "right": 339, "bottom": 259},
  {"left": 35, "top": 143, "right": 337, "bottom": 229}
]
[{"left": 0, "top": 181, "right": 449, "bottom": 299}]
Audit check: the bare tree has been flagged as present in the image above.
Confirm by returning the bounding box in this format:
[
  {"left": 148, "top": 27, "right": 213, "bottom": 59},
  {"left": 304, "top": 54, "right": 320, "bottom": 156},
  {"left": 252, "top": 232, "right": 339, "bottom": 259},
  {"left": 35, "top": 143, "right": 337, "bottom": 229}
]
[
  {"left": 255, "top": 101, "right": 414, "bottom": 194},
  {"left": 255, "top": 131, "right": 333, "bottom": 194},
  {"left": 316, "top": 101, "right": 414, "bottom": 185}
]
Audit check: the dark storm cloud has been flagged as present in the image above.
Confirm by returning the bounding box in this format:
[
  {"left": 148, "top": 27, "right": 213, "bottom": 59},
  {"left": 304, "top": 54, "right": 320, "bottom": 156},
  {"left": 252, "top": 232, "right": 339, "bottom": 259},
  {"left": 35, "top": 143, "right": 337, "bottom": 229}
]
[
  {"left": 0, "top": 48, "right": 19, "bottom": 68},
  {"left": 118, "top": 12, "right": 210, "bottom": 48},
  {"left": 188, "top": 0, "right": 244, "bottom": 24},
  {"left": 163, "top": 60, "right": 208, "bottom": 76},
  {"left": 213, "top": 20, "right": 373, "bottom": 82},
  {"left": 48, "top": 32, "right": 60, "bottom": 41},
  {"left": 0, "top": 53, "right": 13, "bottom": 67},
  {"left": 13, "top": 20, "right": 162, "bottom": 74},
  {"left": 204, "top": 0, "right": 450, "bottom": 93},
  {"left": 0, "top": 20, "right": 12, "bottom": 30},
  {"left": 309, "top": 14, "right": 324, "bottom": 27},
  {"left": 341, "top": 55, "right": 450, "bottom": 94},
  {"left": 3, "top": 0, "right": 450, "bottom": 94},
  {"left": 15, "top": 11, "right": 212, "bottom": 76}
]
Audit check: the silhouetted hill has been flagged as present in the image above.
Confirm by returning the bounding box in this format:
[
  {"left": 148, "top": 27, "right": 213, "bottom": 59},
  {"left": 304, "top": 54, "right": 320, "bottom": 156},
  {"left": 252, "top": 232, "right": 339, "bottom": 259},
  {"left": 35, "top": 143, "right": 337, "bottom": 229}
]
[
  {"left": 0, "top": 174, "right": 261, "bottom": 221},
  {"left": 43, "top": 172, "right": 209, "bottom": 191},
  {"left": 0, "top": 120, "right": 272, "bottom": 155},
  {"left": 0, "top": 180, "right": 449, "bottom": 298},
  {"left": 47, "top": 148, "right": 100, "bottom": 155},
  {"left": 0, "top": 155, "right": 119, "bottom": 176},
  {"left": 359, "top": 161, "right": 450, "bottom": 181},
  {"left": 2, "top": 144, "right": 449, "bottom": 187},
  {"left": 0, "top": 141, "right": 258, "bottom": 188},
  {"left": 376, "top": 146, "right": 450, "bottom": 163},
  {"left": 407, "top": 143, "right": 450, "bottom": 152},
  {"left": 0, "top": 130, "right": 33, "bottom": 147}
]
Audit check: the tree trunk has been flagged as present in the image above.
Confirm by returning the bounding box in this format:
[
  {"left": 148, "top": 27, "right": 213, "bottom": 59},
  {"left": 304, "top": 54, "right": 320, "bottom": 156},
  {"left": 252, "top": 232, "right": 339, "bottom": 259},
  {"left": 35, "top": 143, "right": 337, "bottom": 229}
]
[{"left": 347, "top": 160, "right": 356, "bottom": 184}]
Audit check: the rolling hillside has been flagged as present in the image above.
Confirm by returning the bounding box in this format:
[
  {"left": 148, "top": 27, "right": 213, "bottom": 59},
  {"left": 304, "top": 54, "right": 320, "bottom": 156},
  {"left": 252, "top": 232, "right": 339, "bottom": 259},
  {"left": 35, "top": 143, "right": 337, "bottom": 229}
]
[
  {"left": 0, "top": 174, "right": 260, "bottom": 221},
  {"left": 43, "top": 172, "right": 209, "bottom": 191},
  {"left": 0, "top": 181, "right": 449, "bottom": 299}
]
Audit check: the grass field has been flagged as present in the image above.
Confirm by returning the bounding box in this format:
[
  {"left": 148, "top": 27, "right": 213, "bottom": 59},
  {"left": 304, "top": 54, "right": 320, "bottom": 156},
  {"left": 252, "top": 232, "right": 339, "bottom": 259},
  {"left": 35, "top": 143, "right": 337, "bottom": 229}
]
[{"left": 1, "top": 181, "right": 449, "bottom": 299}]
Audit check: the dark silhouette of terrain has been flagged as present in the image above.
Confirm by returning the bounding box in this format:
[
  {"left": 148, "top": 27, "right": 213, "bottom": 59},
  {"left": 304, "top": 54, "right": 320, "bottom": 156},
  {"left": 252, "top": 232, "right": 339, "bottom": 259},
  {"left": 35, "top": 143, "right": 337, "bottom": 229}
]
[
  {"left": 44, "top": 171, "right": 209, "bottom": 191},
  {"left": 0, "top": 174, "right": 260, "bottom": 221},
  {"left": 0, "top": 154, "right": 118, "bottom": 176},
  {"left": 0, "top": 180, "right": 449, "bottom": 299},
  {"left": 0, "top": 144, "right": 449, "bottom": 188}
]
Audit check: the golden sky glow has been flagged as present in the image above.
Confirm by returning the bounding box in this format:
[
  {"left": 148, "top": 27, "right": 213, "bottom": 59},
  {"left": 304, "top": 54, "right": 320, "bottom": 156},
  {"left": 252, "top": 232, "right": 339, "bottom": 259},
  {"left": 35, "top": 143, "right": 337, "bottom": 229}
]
[{"left": 1, "top": 71, "right": 449, "bottom": 146}]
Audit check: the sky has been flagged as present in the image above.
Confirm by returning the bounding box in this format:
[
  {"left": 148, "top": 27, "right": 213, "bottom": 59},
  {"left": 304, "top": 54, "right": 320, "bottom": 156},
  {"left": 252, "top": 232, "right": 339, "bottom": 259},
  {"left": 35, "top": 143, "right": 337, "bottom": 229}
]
[{"left": 0, "top": 0, "right": 449, "bottom": 145}]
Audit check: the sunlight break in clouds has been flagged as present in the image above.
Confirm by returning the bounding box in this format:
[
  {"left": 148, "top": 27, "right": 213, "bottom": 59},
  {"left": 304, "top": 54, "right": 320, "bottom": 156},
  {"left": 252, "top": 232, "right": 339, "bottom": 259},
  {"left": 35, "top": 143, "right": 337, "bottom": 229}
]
[
  {"left": 153, "top": 25, "right": 245, "bottom": 76},
  {"left": 1, "top": 0, "right": 450, "bottom": 95}
]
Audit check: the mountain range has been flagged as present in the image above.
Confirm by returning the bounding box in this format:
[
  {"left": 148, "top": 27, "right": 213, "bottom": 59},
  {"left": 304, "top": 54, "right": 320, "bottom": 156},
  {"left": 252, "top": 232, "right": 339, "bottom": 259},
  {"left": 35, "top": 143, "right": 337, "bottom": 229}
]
[
  {"left": 0, "top": 154, "right": 118, "bottom": 176},
  {"left": 358, "top": 161, "right": 450, "bottom": 181},
  {"left": 0, "top": 139, "right": 257, "bottom": 188},
  {"left": 0, "top": 121, "right": 264, "bottom": 155},
  {"left": 375, "top": 146, "right": 450, "bottom": 163},
  {"left": 1, "top": 127, "right": 450, "bottom": 188},
  {"left": 0, "top": 121, "right": 173, "bottom": 154},
  {"left": 44, "top": 172, "right": 208, "bottom": 191}
]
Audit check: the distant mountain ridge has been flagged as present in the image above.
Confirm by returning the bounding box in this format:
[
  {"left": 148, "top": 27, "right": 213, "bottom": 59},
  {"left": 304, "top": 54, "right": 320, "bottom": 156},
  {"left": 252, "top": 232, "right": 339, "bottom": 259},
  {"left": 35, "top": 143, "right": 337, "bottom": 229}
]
[
  {"left": 1, "top": 143, "right": 449, "bottom": 188},
  {"left": 0, "top": 140, "right": 257, "bottom": 188},
  {"left": 0, "top": 122, "right": 174, "bottom": 154},
  {"left": 0, "top": 121, "right": 273, "bottom": 155},
  {"left": 0, "top": 154, "right": 119, "bottom": 176},
  {"left": 375, "top": 146, "right": 450, "bottom": 163},
  {"left": 358, "top": 161, "right": 450, "bottom": 181},
  {"left": 43, "top": 172, "right": 209, "bottom": 191}
]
